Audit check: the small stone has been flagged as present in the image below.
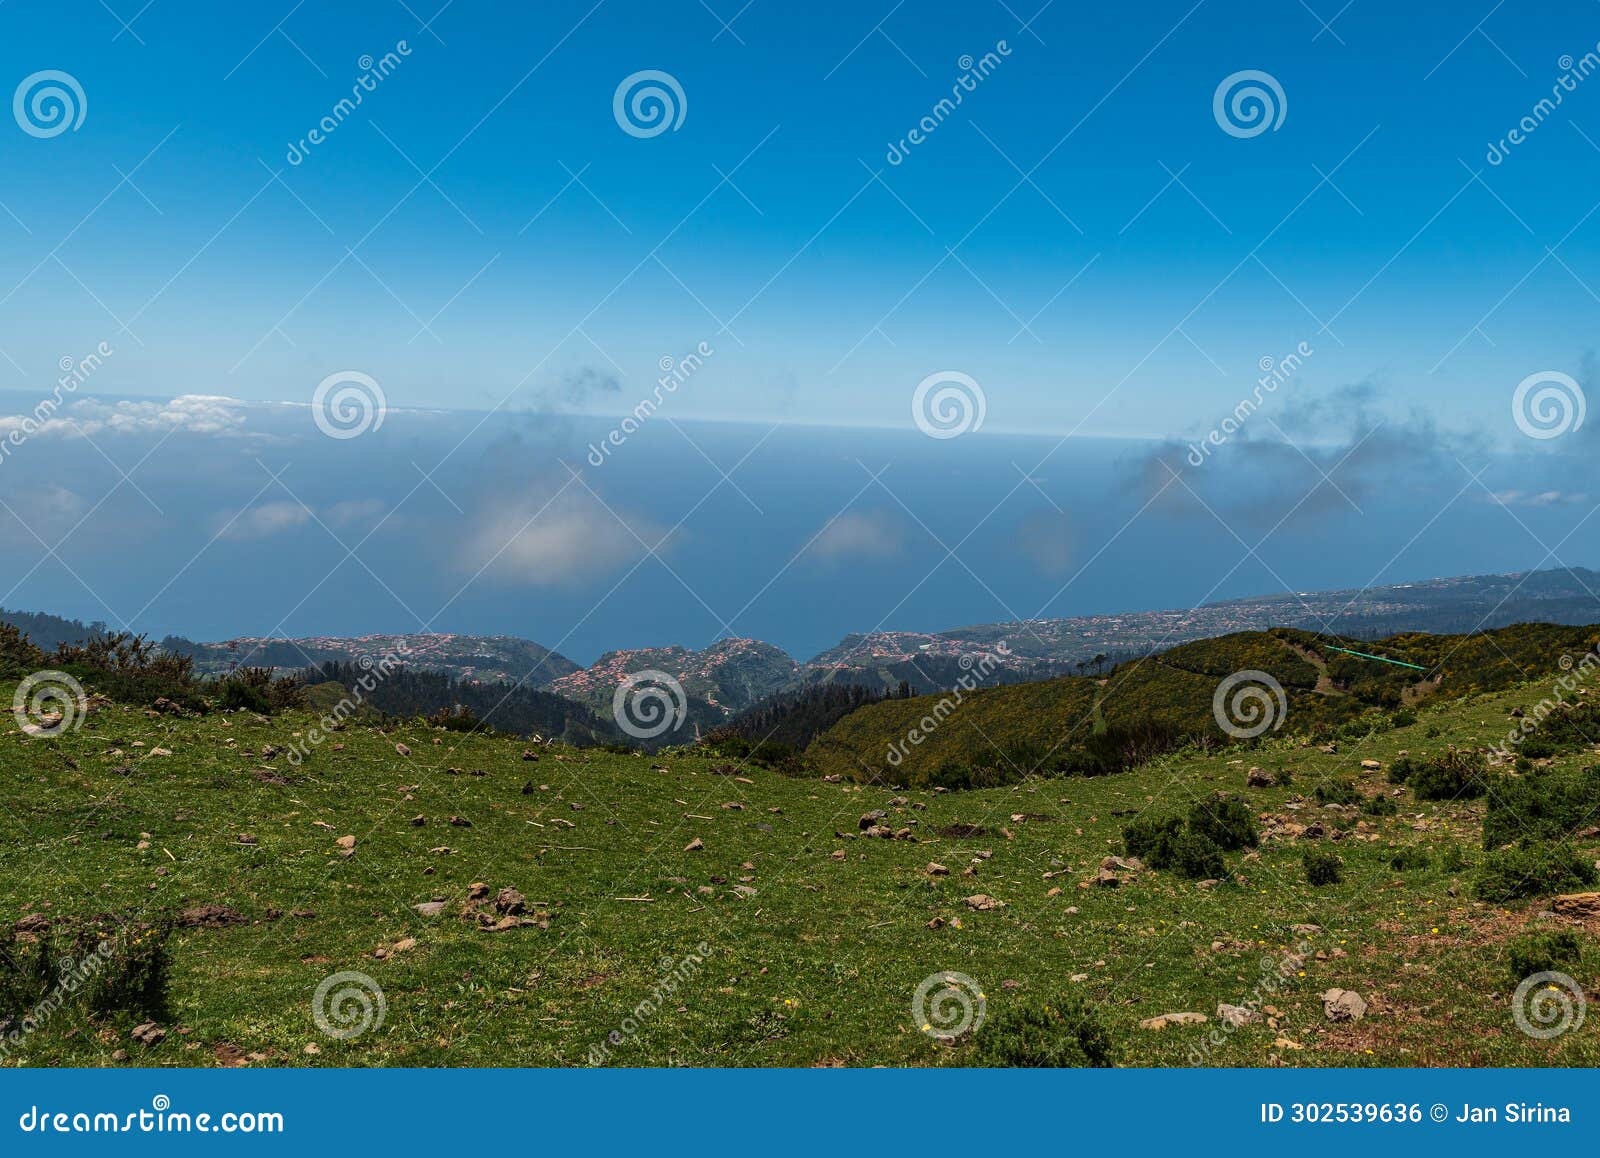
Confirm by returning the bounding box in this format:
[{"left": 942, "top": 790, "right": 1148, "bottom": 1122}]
[
  {"left": 926, "top": 862, "right": 949, "bottom": 876},
  {"left": 395, "top": 743, "right": 412, "bottom": 757},
  {"left": 130, "top": 1022, "right": 166, "bottom": 1045},
  {"left": 1218, "top": 1003, "right": 1262, "bottom": 1027},
  {"left": 684, "top": 838, "right": 704, "bottom": 852},
  {"left": 1321, "top": 988, "right": 1368, "bottom": 1022},
  {"left": 410, "top": 815, "right": 426, "bottom": 826},
  {"left": 448, "top": 816, "right": 472, "bottom": 827},
  {"left": 494, "top": 887, "right": 526, "bottom": 915},
  {"left": 412, "top": 901, "right": 447, "bottom": 917},
  {"left": 1139, "top": 1012, "right": 1207, "bottom": 1030},
  {"left": 963, "top": 894, "right": 1003, "bottom": 911},
  {"left": 335, "top": 835, "right": 357, "bottom": 853}
]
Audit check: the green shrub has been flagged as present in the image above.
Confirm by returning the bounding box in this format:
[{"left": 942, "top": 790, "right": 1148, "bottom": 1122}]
[
  {"left": 1519, "top": 737, "right": 1557, "bottom": 760},
  {"left": 1389, "top": 708, "right": 1417, "bottom": 728},
  {"left": 1388, "top": 755, "right": 1422, "bottom": 785},
  {"left": 1473, "top": 843, "right": 1598, "bottom": 902},
  {"left": 1408, "top": 749, "right": 1488, "bottom": 801},
  {"left": 0, "top": 916, "right": 173, "bottom": 1038},
  {"left": 1507, "top": 930, "right": 1582, "bottom": 981},
  {"left": 1186, "top": 793, "right": 1258, "bottom": 851},
  {"left": 1387, "top": 845, "right": 1431, "bottom": 871},
  {"left": 1314, "top": 778, "right": 1360, "bottom": 805},
  {"left": 1158, "top": 830, "right": 1227, "bottom": 880},
  {"left": 1438, "top": 845, "right": 1467, "bottom": 873},
  {"left": 1122, "top": 815, "right": 1183, "bottom": 862},
  {"left": 1303, "top": 849, "right": 1344, "bottom": 886},
  {"left": 1361, "top": 793, "right": 1399, "bottom": 816},
  {"left": 969, "top": 995, "right": 1117, "bottom": 1068},
  {"left": 1483, "top": 764, "right": 1600, "bottom": 850}
]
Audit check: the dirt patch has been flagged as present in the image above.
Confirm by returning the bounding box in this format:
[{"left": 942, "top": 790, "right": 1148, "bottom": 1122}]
[
  {"left": 937, "top": 823, "right": 987, "bottom": 839},
  {"left": 177, "top": 905, "right": 250, "bottom": 929}
]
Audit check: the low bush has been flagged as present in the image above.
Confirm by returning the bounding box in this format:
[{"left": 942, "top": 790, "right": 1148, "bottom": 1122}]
[
  {"left": 1157, "top": 830, "right": 1226, "bottom": 880},
  {"left": 1408, "top": 749, "right": 1488, "bottom": 801},
  {"left": 1472, "top": 843, "right": 1598, "bottom": 902},
  {"left": 1507, "top": 930, "right": 1582, "bottom": 981},
  {"left": 1303, "top": 849, "right": 1344, "bottom": 886},
  {"left": 1387, "top": 845, "right": 1431, "bottom": 871},
  {"left": 0, "top": 916, "right": 173, "bottom": 1041},
  {"left": 1387, "top": 755, "right": 1423, "bottom": 785},
  {"left": 1122, "top": 815, "right": 1184, "bottom": 862},
  {"left": 1123, "top": 809, "right": 1230, "bottom": 880},
  {"left": 1186, "top": 793, "right": 1258, "bottom": 851},
  {"left": 1482, "top": 763, "right": 1600, "bottom": 850},
  {"left": 1361, "top": 793, "right": 1398, "bottom": 816},
  {"left": 968, "top": 996, "right": 1117, "bottom": 1068},
  {"left": 1314, "top": 778, "right": 1360, "bottom": 806}
]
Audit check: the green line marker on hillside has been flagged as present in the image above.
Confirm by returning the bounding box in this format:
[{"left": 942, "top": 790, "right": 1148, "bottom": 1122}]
[{"left": 1322, "top": 644, "right": 1428, "bottom": 671}]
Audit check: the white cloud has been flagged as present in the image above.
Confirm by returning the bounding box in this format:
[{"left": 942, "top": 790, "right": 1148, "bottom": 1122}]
[
  {"left": 221, "top": 500, "right": 312, "bottom": 540},
  {"left": 325, "top": 498, "right": 387, "bottom": 526},
  {"left": 0, "top": 394, "right": 249, "bottom": 440},
  {"left": 0, "top": 484, "right": 87, "bottom": 543},
  {"left": 807, "top": 510, "right": 905, "bottom": 561},
  {"left": 1486, "top": 489, "right": 1588, "bottom": 507},
  {"left": 462, "top": 493, "right": 660, "bottom": 585}
]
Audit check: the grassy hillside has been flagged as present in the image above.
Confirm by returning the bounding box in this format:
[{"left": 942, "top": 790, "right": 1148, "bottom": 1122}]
[
  {"left": 809, "top": 625, "right": 1600, "bottom": 786},
  {"left": 3, "top": 647, "right": 1600, "bottom": 1067}
]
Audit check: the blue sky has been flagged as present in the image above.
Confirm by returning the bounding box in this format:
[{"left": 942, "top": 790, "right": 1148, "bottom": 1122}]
[
  {"left": 4, "top": 0, "right": 1600, "bottom": 659},
  {"left": 3, "top": 0, "right": 1600, "bottom": 438}
]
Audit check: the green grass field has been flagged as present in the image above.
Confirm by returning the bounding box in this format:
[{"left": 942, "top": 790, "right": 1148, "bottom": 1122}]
[{"left": 2, "top": 670, "right": 1597, "bottom": 1068}]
